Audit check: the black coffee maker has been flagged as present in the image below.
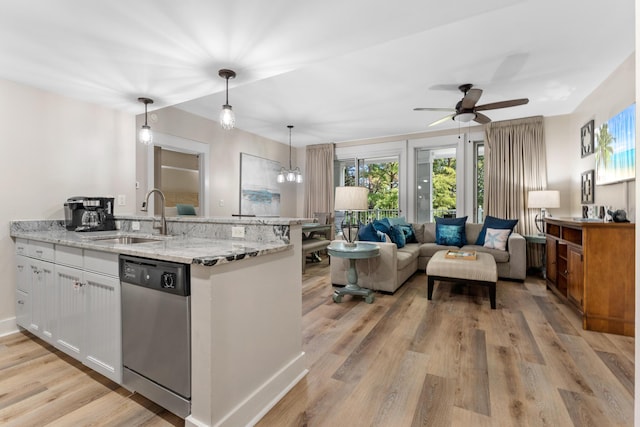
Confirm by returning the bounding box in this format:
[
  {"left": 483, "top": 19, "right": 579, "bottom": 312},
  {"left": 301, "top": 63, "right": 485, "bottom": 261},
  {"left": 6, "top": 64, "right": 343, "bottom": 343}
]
[{"left": 64, "top": 196, "right": 116, "bottom": 231}]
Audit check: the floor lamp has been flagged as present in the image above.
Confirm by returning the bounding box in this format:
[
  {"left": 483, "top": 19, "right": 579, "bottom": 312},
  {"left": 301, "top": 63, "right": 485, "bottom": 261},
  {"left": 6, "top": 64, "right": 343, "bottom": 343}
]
[
  {"left": 528, "top": 190, "right": 560, "bottom": 234},
  {"left": 334, "top": 186, "right": 368, "bottom": 247}
]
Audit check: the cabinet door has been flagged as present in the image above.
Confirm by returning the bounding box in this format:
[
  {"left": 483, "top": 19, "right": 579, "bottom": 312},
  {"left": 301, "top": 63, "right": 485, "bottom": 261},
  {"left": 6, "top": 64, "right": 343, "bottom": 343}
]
[
  {"left": 84, "top": 271, "right": 122, "bottom": 384},
  {"left": 29, "top": 259, "right": 54, "bottom": 342},
  {"left": 545, "top": 237, "right": 557, "bottom": 284},
  {"left": 567, "top": 246, "right": 584, "bottom": 310},
  {"left": 15, "top": 255, "right": 30, "bottom": 329},
  {"left": 55, "top": 264, "right": 85, "bottom": 358}
]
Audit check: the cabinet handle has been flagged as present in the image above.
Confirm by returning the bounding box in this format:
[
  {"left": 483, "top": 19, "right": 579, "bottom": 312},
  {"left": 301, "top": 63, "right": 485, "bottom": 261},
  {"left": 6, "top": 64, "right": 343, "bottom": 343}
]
[
  {"left": 17, "top": 300, "right": 24, "bottom": 305},
  {"left": 73, "top": 281, "right": 85, "bottom": 290},
  {"left": 35, "top": 250, "right": 43, "bottom": 255}
]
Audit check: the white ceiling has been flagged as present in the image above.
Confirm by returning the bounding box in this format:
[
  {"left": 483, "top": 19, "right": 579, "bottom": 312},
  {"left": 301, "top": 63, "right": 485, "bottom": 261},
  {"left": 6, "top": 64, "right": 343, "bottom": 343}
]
[{"left": 0, "top": 0, "right": 634, "bottom": 146}]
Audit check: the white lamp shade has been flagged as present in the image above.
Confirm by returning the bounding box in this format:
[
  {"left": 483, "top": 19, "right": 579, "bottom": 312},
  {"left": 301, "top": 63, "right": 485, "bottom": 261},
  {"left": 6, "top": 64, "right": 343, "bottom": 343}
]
[
  {"left": 334, "top": 186, "right": 368, "bottom": 211},
  {"left": 454, "top": 112, "right": 476, "bottom": 123},
  {"left": 528, "top": 190, "right": 560, "bottom": 209}
]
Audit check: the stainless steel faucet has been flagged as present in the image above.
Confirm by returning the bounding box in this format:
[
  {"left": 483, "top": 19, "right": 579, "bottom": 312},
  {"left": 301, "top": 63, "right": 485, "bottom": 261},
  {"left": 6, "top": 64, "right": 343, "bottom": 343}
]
[{"left": 141, "top": 188, "right": 168, "bottom": 235}]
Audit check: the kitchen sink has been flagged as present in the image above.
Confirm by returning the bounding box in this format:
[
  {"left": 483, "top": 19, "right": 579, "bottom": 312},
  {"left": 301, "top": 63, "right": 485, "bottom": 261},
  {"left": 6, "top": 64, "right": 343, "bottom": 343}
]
[{"left": 91, "top": 236, "right": 165, "bottom": 244}]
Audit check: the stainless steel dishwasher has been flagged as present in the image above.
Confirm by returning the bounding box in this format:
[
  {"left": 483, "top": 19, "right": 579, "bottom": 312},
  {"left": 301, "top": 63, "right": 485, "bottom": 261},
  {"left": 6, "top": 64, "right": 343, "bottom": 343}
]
[{"left": 120, "top": 254, "right": 191, "bottom": 418}]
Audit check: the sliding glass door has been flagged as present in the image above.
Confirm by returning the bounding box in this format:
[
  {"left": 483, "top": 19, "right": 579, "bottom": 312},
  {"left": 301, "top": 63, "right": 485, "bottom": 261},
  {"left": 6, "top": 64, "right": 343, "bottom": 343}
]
[{"left": 415, "top": 146, "right": 457, "bottom": 222}]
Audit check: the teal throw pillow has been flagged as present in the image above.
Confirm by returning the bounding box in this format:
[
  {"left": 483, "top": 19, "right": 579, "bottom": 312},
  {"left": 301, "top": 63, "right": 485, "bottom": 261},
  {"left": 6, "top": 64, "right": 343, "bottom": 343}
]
[
  {"left": 435, "top": 224, "right": 465, "bottom": 247},
  {"left": 398, "top": 224, "right": 417, "bottom": 243},
  {"left": 435, "top": 216, "right": 467, "bottom": 245},
  {"left": 475, "top": 215, "right": 518, "bottom": 245},
  {"left": 388, "top": 225, "right": 406, "bottom": 248},
  {"left": 387, "top": 216, "right": 409, "bottom": 227}
]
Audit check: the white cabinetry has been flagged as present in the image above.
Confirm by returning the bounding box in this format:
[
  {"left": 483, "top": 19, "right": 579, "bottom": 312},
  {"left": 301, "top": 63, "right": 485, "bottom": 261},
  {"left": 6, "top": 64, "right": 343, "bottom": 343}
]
[
  {"left": 14, "top": 238, "right": 121, "bottom": 384},
  {"left": 54, "top": 246, "right": 121, "bottom": 383},
  {"left": 15, "top": 239, "right": 55, "bottom": 343}
]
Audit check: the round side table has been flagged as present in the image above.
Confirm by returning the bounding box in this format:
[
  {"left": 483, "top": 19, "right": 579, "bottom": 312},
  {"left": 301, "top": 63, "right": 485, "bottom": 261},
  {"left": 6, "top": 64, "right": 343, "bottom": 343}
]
[{"left": 327, "top": 241, "right": 380, "bottom": 304}]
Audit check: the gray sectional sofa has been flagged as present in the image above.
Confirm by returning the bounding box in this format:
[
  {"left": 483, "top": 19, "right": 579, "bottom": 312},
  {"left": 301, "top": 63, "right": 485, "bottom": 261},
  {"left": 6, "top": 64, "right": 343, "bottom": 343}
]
[{"left": 330, "top": 222, "right": 526, "bottom": 293}]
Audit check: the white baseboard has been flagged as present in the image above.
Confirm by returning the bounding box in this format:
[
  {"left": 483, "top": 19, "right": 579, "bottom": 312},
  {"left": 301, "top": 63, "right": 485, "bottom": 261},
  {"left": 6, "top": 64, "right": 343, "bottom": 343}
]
[
  {"left": 0, "top": 316, "right": 19, "bottom": 338},
  {"left": 186, "top": 351, "right": 308, "bottom": 427}
]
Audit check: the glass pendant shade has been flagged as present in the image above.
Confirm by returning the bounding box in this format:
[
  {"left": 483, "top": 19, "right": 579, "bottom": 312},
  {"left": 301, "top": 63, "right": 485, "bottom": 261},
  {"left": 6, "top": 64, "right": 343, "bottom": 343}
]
[
  {"left": 139, "top": 125, "right": 153, "bottom": 145},
  {"left": 218, "top": 69, "right": 236, "bottom": 130},
  {"left": 277, "top": 125, "right": 303, "bottom": 184},
  {"left": 138, "top": 97, "right": 154, "bottom": 145},
  {"left": 219, "top": 104, "right": 235, "bottom": 130},
  {"left": 454, "top": 112, "right": 476, "bottom": 122}
]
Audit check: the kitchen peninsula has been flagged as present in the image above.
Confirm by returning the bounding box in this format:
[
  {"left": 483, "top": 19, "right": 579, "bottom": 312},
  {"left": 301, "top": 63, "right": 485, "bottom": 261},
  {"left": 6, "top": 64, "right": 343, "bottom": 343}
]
[{"left": 10, "top": 216, "right": 308, "bottom": 427}]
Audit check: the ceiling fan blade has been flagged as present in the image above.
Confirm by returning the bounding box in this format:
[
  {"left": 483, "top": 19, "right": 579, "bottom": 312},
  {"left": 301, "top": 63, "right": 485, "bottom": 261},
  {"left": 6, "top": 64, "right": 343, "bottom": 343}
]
[
  {"left": 428, "top": 114, "right": 455, "bottom": 127},
  {"left": 414, "top": 107, "right": 455, "bottom": 112},
  {"left": 474, "top": 112, "right": 491, "bottom": 124},
  {"left": 461, "top": 88, "right": 483, "bottom": 109},
  {"left": 475, "top": 98, "right": 529, "bottom": 111}
]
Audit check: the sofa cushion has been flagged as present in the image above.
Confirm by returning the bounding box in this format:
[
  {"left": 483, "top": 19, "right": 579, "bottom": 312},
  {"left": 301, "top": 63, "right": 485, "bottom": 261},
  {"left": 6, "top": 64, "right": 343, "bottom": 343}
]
[
  {"left": 464, "top": 223, "right": 483, "bottom": 245},
  {"left": 396, "top": 245, "right": 419, "bottom": 270},
  {"left": 423, "top": 223, "right": 436, "bottom": 243},
  {"left": 419, "top": 243, "right": 460, "bottom": 258},
  {"left": 435, "top": 216, "right": 468, "bottom": 245},
  {"left": 475, "top": 215, "right": 518, "bottom": 245},
  {"left": 410, "top": 223, "right": 425, "bottom": 243},
  {"left": 462, "top": 244, "right": 510, "bottom": 263}
]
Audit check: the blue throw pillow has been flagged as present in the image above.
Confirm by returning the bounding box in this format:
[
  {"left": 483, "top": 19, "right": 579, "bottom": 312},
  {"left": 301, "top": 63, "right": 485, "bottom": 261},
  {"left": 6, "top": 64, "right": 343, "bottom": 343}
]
[
  {"left": 371, "top": 219, "right": 391, "bottom": 235},
  {"left": 398, "top": 224, "right": 418, "bottom": 243},
  {"left": 435, "top": 216, "right": 467, "bottom": 245},
  {"left": 387, "top": 216, "right": 408, "bottom": 227},
  {"left": 435, "top": 224, "right": 465, "bottom": 247},
  {"left": 357, "top": 223, "right": 386, "bottom": 242},
  {"left": 388, "top": 225, "right": 406, "bottom": 248},
  {"left": 475, "top": 215, "right": 519, "bottom": 245}
]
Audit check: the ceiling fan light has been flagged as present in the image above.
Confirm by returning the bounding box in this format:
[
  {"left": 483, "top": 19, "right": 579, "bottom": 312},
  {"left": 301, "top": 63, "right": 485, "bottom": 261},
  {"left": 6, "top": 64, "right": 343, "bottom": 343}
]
[
  {"left": 219, "top": 104, "right": 235, "bottom": 130},
  {"left": 454, "top": 112, "right": 476, "bottom": 122}
]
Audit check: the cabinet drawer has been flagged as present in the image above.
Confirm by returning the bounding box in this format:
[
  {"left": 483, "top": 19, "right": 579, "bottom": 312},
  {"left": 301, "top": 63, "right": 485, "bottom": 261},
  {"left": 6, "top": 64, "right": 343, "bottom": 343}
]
[
  {"left": 84, "top": 250, "right": 119, "bottom": 277},
  {"left": 15, "top": 290, "right": 30, "bottom": 329},
  {"left": 29, "top": 241, "right": 54, "bottom": 261},
  {"left": 15, "top": 238, "right": 28, "bottom": 256},
  {"left": 55, "top": 245, "right": 83, "bottom": 268}
]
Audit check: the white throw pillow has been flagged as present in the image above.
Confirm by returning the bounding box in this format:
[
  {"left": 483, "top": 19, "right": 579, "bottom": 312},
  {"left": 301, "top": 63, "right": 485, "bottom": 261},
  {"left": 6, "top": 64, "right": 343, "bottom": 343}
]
[{"left": 483, "top": 228, "right": 511, "bottom": 250}]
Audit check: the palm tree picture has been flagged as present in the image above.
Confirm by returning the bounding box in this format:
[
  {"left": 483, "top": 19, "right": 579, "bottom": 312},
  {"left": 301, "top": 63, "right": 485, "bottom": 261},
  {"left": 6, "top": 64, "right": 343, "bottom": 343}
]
[{"left": 595, "top": 123, "right": 615, "bottom": 180}]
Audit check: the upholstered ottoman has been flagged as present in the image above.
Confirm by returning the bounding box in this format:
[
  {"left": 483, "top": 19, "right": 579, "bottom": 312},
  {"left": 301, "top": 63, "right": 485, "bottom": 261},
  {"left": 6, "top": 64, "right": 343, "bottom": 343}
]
[{"left": 426, "top": 250, "right": 498, "bottom": 309}]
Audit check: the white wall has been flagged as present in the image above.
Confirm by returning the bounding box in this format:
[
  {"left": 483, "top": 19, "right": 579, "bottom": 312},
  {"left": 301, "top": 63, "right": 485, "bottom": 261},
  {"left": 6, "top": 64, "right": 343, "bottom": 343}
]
[
  {"left": 0, "top": 78, "right": 135, "bottom": 334},
  {"left": 137, "top": 107, "right": 301, "bottom": 217},
  {"left": 546, "top": 54, "right": 636, "bottom": 219}
]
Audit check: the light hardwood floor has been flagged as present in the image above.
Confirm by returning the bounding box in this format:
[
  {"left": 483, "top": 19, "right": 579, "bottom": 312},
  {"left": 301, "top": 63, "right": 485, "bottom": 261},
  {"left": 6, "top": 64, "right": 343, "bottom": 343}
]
[{"left": 0, "top": 260, "right": 634, "bottom": 426}]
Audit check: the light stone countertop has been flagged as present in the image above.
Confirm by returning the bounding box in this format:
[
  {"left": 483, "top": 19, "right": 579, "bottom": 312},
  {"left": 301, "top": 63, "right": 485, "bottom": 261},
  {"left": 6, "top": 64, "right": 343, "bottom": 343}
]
[{"left": 10, "top": 228, "right": 292, "bottom": 267}]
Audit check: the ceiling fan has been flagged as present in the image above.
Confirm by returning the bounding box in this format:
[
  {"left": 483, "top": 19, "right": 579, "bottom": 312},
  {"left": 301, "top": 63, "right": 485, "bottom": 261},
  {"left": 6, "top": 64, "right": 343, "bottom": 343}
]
[{"left": 414, "top": 84, "right": 529, "bottom": 127}]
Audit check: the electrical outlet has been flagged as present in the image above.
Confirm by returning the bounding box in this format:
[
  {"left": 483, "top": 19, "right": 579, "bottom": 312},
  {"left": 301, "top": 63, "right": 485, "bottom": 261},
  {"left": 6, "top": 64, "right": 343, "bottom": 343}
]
[
  {"left": 131, "top": 221, "right": 140, "bottom": 231},
  {"left": 219, "top": 199, "right": 224, "bottom": 207},
  {"left": 231, "top": 226, "right": 245, "bottom": 238},
  {"left": 117, "top": 195, "right": 126, "bottom": 206}
]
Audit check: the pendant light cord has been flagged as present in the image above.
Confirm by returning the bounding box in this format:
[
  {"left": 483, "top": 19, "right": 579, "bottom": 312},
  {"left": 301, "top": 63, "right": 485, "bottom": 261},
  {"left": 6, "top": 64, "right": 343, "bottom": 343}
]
[{"left": 225, "top": 75, "right": 229, "bottom": 105}]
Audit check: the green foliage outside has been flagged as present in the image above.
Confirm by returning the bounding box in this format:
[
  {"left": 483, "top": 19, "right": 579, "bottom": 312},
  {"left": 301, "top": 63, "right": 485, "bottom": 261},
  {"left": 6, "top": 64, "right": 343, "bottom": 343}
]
[
  {"left": 360, "top": 162, "right": 398, "bottom": 210},
  {"left": 432, "top": 158, "right": 456, "bottom": 211}
]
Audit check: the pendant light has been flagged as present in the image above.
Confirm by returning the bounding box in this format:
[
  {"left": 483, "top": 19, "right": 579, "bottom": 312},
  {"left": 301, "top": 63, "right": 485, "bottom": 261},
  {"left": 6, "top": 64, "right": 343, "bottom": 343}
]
[
  {"left": 277, "top": 125, "right": 303, "bottom": 184},
  {"left": 218, "top": 69, "right": 236, "bottom": 130},
  {"left": 138, "top": 97, "right": 154, "bottom": 145}
]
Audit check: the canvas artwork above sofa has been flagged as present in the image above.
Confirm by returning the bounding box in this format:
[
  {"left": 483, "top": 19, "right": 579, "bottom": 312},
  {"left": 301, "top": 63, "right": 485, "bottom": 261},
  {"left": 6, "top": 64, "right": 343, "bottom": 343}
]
[{"left": 330, "top": 216, "right": 526, "bottom": 293}]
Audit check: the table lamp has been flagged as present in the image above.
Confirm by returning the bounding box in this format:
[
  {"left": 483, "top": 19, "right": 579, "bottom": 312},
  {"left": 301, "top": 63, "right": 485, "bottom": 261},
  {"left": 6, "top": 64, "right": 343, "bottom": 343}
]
[
  {"left": 528, "top": 190, "right": 560, "bottom": 234},
  {"left": 334, "top": 186, "right": 368, "bottom": 246}
]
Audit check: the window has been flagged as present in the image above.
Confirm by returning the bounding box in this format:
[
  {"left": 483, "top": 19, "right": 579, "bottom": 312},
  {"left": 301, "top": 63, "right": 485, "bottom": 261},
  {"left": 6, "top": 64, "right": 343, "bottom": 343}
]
[
  {"left": 474, "top": 142, "right": 485, "bottom": 222},
  {"left": 415, "top": 146, "right": 457, "bottom": 222}
]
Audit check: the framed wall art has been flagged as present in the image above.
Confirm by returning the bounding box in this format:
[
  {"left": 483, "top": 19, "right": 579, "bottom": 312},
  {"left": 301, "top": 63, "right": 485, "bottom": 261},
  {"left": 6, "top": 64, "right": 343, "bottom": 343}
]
[
  {"left": 240, "top": 153, "right": 281, "bottom": 216},
  {"left": 595, "top": 103, "right": 636, "bottom": 185},
  {"left": 580, "top": 119, "right": 594, "bottom": 158},
  {"left": 581, "top": 169, "right": 594, "bottom": 204}
]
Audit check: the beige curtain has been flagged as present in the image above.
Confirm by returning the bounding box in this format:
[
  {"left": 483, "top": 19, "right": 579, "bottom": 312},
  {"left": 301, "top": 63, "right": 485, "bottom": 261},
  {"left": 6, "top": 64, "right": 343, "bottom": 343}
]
[
  {"left": 484, "top": 116, "right": 547, "bottom": 268},
  {"left": 304, "top": 143, "right": 335, "bottom": 219}
]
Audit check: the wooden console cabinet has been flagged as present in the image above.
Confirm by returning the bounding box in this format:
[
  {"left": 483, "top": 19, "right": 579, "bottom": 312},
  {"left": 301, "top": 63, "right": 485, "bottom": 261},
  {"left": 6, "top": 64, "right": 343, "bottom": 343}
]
[{"left": 544, "top": 218, "right": 635, "bottom": 336}]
